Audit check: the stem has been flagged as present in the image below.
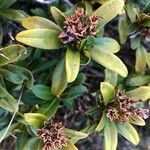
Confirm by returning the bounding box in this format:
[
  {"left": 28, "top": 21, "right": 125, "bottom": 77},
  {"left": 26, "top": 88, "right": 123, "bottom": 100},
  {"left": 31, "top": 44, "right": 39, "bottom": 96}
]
[{"left": 0, "top": 83, "right": 25, "bottom": 143}]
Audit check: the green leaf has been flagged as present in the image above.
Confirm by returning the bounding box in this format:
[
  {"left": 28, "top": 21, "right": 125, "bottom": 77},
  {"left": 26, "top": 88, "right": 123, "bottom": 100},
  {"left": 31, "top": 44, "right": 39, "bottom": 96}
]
[
  {"left": 0, "top": 85, "right": 18, "bottom": 112},
  {"left": 90, "top": 47, "right": 128, "bottom": 77},
  {"left": 85, "top": 1, "right": 93, "bottom": 15},
  {"left": 95, "top": 113, "right": 107, "bottom": 131},
  {"left": 116, "top": 122, "right": 139, "bottom": 145},
  {"left": 129, "top": 115, "right": 145, "bottom": 126},
  {"left": 16, "top": 132, "right": 28, "bottom": 150},
  {"left": 64, "top": 128, "right": 88, "bottom": 143},
  {"left": 0, "top": 0, "right": 17, "bottom": 8},
  {"left": 118, "top": 16, "right": 128, "bottom": 44},
  {"left": 62, "top": 140, "right": 78, "bottom": 150},
  {"left": 0, "top": 22, "right": 2, "bottom": 46},
  {"left": 24, "top": 113, "right": 48, "bottom": 128},
  {"left": 125, "top": 2, "right": 139, "bottom": 23},
  {"left": 100, "top": 82, "right": 115, "bottom": 105},
  {"left": 92, "top": 37, "right": 120, "bottom": 53},
  {"left": 0, "top": 64, "right": 33, "bottom": 89},
  {"left": 125, "top": 75, "right": 150, "bottom": 87},
  {"left": 126, "top": 86, "right": 150, "bottom": 101},
  {"left": 22, "top": 16, "right": 62, "bottom": 31},
  {"left": 0, "top": 44, "right": 27, "bottom": 67},
  {"left": 50, "top": 6, "right": 65, "bottom": 27},
  {"left": 135, "top": 45, "right": 147, "bottom": 73},
  {"left": 93, "top": 0, "right": 124, "bottom": 28},
  {"left": 37, "top": 99, "right": 59, "bottom": 119},
  {"left": 104, "top": 69, "right": 118, "bottom": 87},
  {"left": 0, "top": 9, "right": 25, "bottom": 22},
  {"left": 51, "top": 58, "right": 67, "bottom": 97},
  {"left": 147, "top": 53, "right": 150, "bottom": 68},
  {"left": 16, "top": 29, "right": 62, "bottom": 50},
  {"left": 32, "top": 84, "right": 53, "bottom": 100},
  {"left": 104, "top": 119, "right": 118, "bottom": 150},
  {"left": 0, "top": 123, "right": 20, "bottom": 141},
  {"left": 22, "top": 137, "right": 42, "bottom": 150},
  {"left": 66, "top": 47, "right": 80, "bottom": 83},
  {"left": 131, "top": 37, "right": 140, "bottom": 50}
]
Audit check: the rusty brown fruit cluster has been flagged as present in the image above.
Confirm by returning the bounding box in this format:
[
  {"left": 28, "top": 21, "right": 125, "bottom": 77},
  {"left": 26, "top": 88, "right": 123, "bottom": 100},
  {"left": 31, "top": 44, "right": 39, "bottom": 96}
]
[
  {"left": 106, "top": 90, "right": 149, "bottom": 122},
  {"left": 37, "top": 120, "right": 67, "bottom": 150},
  {"left": 58, "top": 8, "right": 100, "bottom": 44}
]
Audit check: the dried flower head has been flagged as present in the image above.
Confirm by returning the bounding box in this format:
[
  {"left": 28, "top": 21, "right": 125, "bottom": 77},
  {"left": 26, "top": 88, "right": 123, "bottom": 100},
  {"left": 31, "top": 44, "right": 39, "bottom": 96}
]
[
  {"left": 37, "top": 120, "right": 67, "bottom": 150},
  {"left": 106, "top": 90, "right": 149, "bottom": 122},
  {"left": 58, "top": 8, "right": 100, "bottom": 44}
]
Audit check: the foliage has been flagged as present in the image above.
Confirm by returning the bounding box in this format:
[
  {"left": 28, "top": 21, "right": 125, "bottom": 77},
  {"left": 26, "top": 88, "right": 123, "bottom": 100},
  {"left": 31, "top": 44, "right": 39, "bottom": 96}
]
[{"left": 0, "top": 0, "right": 149, "bottom": 150}]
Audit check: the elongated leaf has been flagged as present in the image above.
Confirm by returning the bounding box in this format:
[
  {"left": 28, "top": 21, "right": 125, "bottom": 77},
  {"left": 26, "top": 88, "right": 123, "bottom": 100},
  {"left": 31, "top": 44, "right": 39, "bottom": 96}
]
[
  {"left": 32, "top": 84, "right": 53, "bottom": 100},
  {"left": 135, "top": 45, "right": 147, "bottom": 73},
  {"left": 96, "top": 113, "right": 107, "bottom": 131},
  {"left": 24, "top": 113, "right": 48, "bottom": 128},
  {"left": 16, "top": 29, "right": 62, "bottom": 50},
  {"left": 85, "top": 1, "right": 93, "bottom": 15},
  {"left": 66, "top": 47, "right": 80, "bottom": 83},
  {"left": 100, "top": 82, "right": 115, "bottom": 105},
  {"left": 37, "top": 99, "right": 59, "bottom": 119},
  {"left": 62, "top": 140, "right": 78, "bottom": 150},
  {"left": 116, "top": 122, "right": 139, "bottom": 145},
  {"left": 104, "top": 119, "right": 118, "bottom": 150},
  {"left": 125, "top": 75, "right": 150, "bottom": 87},
  {"left": 0, "top": 0, "right": 17, "bottom": 9},
  {"left": 0, "top": 45, "right": 27, "bottom": 67},
  {"left": 22, "top": 16, "right": 62, "bottom": 31},
  {"left": 0, "top": 22, "right": 2, "bottom": 46},
  {"left": 129, "top": 115, "right": 145, "bottom": 126},
  {"left": 147, "top": 53, "right": 150, "bottom": 68},
  {"left": 90, "top": 47, "right": 128, "bottom": 77},
  {"left": 0, "top": 85, "right": 18, "bottom": 112},
  {"left": 118, "top": 16, "right": 128, "bottom": 44},
  {"left": 64, "top": 128, "right": 88, "bottom": 143},
  {"left": 0, "top": 64, "right": 33, "bottom": 89},
  {"left": 93, "top": 0, "right": 124, "bottom": 28},
  {"left": 0, "top": 123, "right": 20, "bottom": 141},
  {"left": 22, "top": 137, "right": 42, "bottom": 150},
  {"left": 51, "top": 58, "right": 67, "bottom": 97},
  {"left": 125, "top": 2, "right": 139, "bottom": 23},
  {"left": 104, "top": 69, "right": 118, "bottom": 87},
  {"left": 50, "top": 6, "right": 65, "bottom": 27},
  {"left": 126, "top": 86, "right": 150, "bottom": 101},
  {"left": 92, "top": 37, "right": 120, "bottom": 53},
  {"left": 0, "top": 9, "right": 25, "bottom": 22}
]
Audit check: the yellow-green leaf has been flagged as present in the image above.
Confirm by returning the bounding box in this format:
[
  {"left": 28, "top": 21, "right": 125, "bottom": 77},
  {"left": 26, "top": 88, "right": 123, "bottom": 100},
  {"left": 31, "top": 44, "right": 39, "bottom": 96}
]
[
  {"left": 95, "top": 113, "right": 107, "bottom": 131},
  {"left": 24, "top": 113, "right": 48, "bottom": 128},
  {"left": 100, "top": 82, "right": 115, "bottom": 105},
  {"left": 66, "top": 46, "right": 80, "bottom": 83},
  {"left": 135, "top": 45, "right": 147, "bottom": 73},
  {"left": 16, "top": 29, "right": 62, "bottom": 50},
  {"left": 90, "top": 47, "right": 128, "bottom": 77},
  {"left": 93, "top": 0, "right": 124, "bottom": 28},
  {"left": 129, "top": 115, "right": 145, "bottom": 126},
  {"left": 0, "top": 44, "right": 27, "bottom": 66},
  {"left": 126, "top": 86, "right": 150, "bottom": 101},
  {"left": 62, "top": 140, "right": 78, "bottom": 150},
  {"left": 116, "top": 122, "right": 139, "bottom": 145},
  {"left": 0, "top": 9, "right": 25, "bottom": 22},
  {"left": 51, "top": 58, "right": 67, "bottom": 97},
  {"left": 93, "top": 37, "right": 120, "bottom": 53},
  {"left": 50, "top": 6, "right": 65, "bottom": 27},
  {"left": 104, "top": 119, "right": 118, "bottom": 150},
  {"left": 118, "top": 16, "right": 128, "bottom": 44},
  {"left": 22, "top": 16, "right": 62, "bottom": 31},
  {"left": 0, "top": 85, "right": 18, "bottom": 112}
]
